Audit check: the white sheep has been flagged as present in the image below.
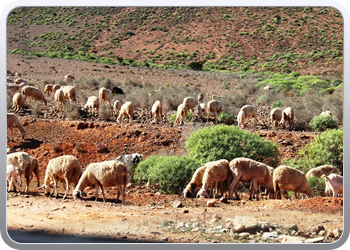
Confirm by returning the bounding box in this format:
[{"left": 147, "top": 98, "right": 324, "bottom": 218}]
[
  {"left": 43, "top": 155, "right": 82, "bottom": 199},
  {"left": 113, "top": 100, "right": 122, "bottom": 118},
  {"left": 72, "top": 160, "right": 127, "bottom": 204},
  {"left": 183, "top": 165, "right": 207, "bottom": 198},
  {"left": 7, "top": 165, "right": 19, "bottom": 192},
  {"left": 228, "top": 157, "right": 274, "bottom": 201},
  {"left": 305, "top": 165, "right": 340, "bottom": 179},
  {"left": 84, "top": 96, "right": 100, "bottom": 115},
  {"left": 151, "top": 100, "right": 163, "bottom": 124},
  {"left": 321, "top": 173, "right": 343, "bottom": 197},
  {"left": 14, "top": 78, "right": 27, "bottom": 85},
  {"left": 237, "top": 105, "right": 258, "bottom": 128},
  {"left": 21, "top": 86, "right": 47, "bottom": 105},
  {"left": 206, "top": 100, "right": 223, "bottom": 124},
  {"left": 115, "top": 153, "right": 143, "bottom": 167},
  {"left": 196, "top": 159, "right": 231, "bottom": 199},
  {"left": 7, "top": 152, "right": 31, "bottom": 188},
  {"left": 60, "top": 86, "right": 77, "bottom": 103},
  {"left": 99, "top": 87, "right": 113, "bottom": 106},
  {"left": 183, "top": 96, "right": 196, "bottom": 112},
  {"left": 197, "top": 103, "right": 207, "bottom": 119},
  {"left": 273, "top": 165, "right": 314, "bottom": 199},
  {"left": 270, "top": 108, "right": 282, "bottom": 129},
  {"left": 116, "top": 101, "right": 134, "bottom": 123},
  {"left": 7, "top": 113, "right": 26, "bottom": 141},
  {"left": 54, "top": 89, "right": 65, "bottom": 112},
  {"left": 7, "top": 82, "right": 27, "bottom": 95},
  {"left": 174, "top": 103, "right": 188, "bottom": 126},
  {"left": 44, "top": 84, "right": 54, "bottom": 97},
  {"left": 280, "top": 107, "right": 294, "bottom": 128},
  {"left": 263, "top": 86, "right": 270, "bottom": 90},
  {"left": 52, "top": 84, "right": 62, "bottom": 93},
  {"left": 64, "top": 74, "right": 76, "bottom": 83},
  {"left": 12, "top": 93, "right": 24, "bottom": 113},
  {"left": 320, "top": 111, "right": 332, "bottom": 117}
]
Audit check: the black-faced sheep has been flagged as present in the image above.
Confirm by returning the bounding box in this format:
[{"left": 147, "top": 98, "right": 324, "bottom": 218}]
[
  {"left": 206, "top": 100, "right": 223, "bottom": 124},
  {"left": 237, "top": 105, "right": 258, "bottom": 128},
  {"left": 280, "top": 107, "right": 294, "bottom": 128},
  {"left": 151, "top": 100, "right": 163, "bottom": 124},
  {"left": 43, "top": 155, "right": 82, "bottom": 199},
  {"left": 273, "top": 165, "right": 313, "bottom": 199},
  {"left": 84, "top": 96, "right": 100, "bottom": 116},
  {"left": 116, "top": 101, "right": 134, "bottom": 124},
  {"left": 196, "top": 159, "right": 231, "bottom": 199},
  {"left": 7, "top": 113, "right": 26, "bottom": 141},
  {"left": 115, "top": 153, "right": 143, "bottom": 167},
  {"left": 112, "top": 86, "right": 125, "bottom": 95},
  {"left": 73, "top": 160, "right": 127, "bottom": 204},
  {"left": 174, "top": 103, "right": 188, "bottom": 126},
  {"left": 228, "top": 157, "right": 274, "bottom": 201},
  {"left": 270, "top": 108, "right": 282, "bottom": 129},
  {"left": 99, "top": 87, "right": 113, "bottom": 106},
  {"left": 21, "top": 86, "right": 48, "bottom": 105},
  {"left": 12, "top": 93, "right": 24, "bottom": 113},
  {"left": 321, "top": 173, "right": 343, "bottom": 197}
]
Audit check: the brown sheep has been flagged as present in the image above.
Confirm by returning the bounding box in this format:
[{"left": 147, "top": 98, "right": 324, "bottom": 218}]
[
  {"left": 7, "top": 82, "right": 27, "bottom": 95},
  {"left": 183, "top": 165, "right": 207, "bottom": 198},
  {"left": 14, "top": 78, "right": 27, "bottom": 85},
  {"left": 12, "top": 93, "right": 24, "bottom": 113},
  {"left": 228, "top": 157, "right": 274, "bottom": 201},
  {"left": 197, "top": 103, "right": 207, "bottom": 119},
  {"left": 280, "top": 107, "right": 294, "bottom": 128},
  {"left": 206, "top": 100, "right": 223, "bottom": 124},
  {"left": 270, "top": 108, "right": 282, "bottom": 129},
  {"left": 7, "top": 113, "right": 26, "bottom": 141},
  {"left": 99, "top": 87, "right": 113, "bottom": 106},
  {"left": 198, "top": 93, "right": 204, "bottom": 104},
  {"left": 61, "top": 86, "right": 77, "bottom": 103},
  {"left": 237, "top": 105, "right": 258, "bottom": 128},
  {"left": 116, "top": 101, "right": 134, "bottom": 123},
  {"left": 174, "top": 103, "right": 188, "bottom": 126},
  {"left": 64, "top": 74, "right": 76, "bottom": 83},
  {"left": 113, "top": 100, "right": 122, "bottom": 118},
  {"left": 54, "top": 89, "right": 65, "bottom": 112},
  {"left": 183, "top": 96, "right": 196, "bottom": 112},
  {"left": 305, "top": 165, "right": 339, "bottom": 179},
  {"left": 273, "top": 165, "right": 313, "bottom": 199},
  {"left": 21, "top": 86, "right": 48, "bottom": 105},
  {"left": 151, "top": 100, "right": 163, "bottom": 124},
  {"left": 44, "top": 84, "right": 54, "bottom": 97},
  {"left": 52, "top": 84, "right": 62, "bottom": 93}
]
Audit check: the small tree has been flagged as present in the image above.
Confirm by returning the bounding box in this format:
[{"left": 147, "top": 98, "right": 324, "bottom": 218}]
[
  {"left": 309, "top": 114, "right": 336, "bottom": 132},
  {"left": 188, "top": 61, "right": 203, "bottom": 71}
]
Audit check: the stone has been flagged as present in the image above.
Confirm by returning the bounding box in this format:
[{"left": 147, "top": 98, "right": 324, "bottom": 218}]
[
  {"left": 305, "top": 237, "right": 325, "bottom": 243},
  {"left": 172, "top": 200, "right": 182, "bottom": 208},
  {"left": 281, "top": 236, "right": 306, "bottom": 243},
  {"left": 262, "top": 232, "right": 278, "bottom": 240},
  {"left": 333, "top": 228, "right": 342, "bottom": 239},
  {"left": 232, "top": 215, "right": 258, "bottom": 233}
]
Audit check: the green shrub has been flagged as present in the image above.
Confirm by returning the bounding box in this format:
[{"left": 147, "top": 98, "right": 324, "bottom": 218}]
[
  {"left": 168, "top": 112, "right": 193, "bottom": 123},
  {"left": 185, "top": 125, "right": 279, "bottom": 167},
  {"left": 217, "top": 112, "right": 235, "bottom": 125},
  {"left": 309, "top": 114, "right": 336, "bottom": 132},
  {"left": 272, "top": 100, "right": 283, "bottom": 108},
  {"left": 134, "top": 155, "right": 201, "bottom": 194},
  {"left": 307, "top": 176, "right": 326, "bottom": 197}
]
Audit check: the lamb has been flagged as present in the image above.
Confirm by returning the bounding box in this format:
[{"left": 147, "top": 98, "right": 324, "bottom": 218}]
[
  {"left": 7, "top": 82, "right": 27, "bottom": 95},
  {"left": 270, "top": 108, "right": 282, "bottom": 129},
  {"left": 151, "top": 100, "right": 163, "bottom": 124},
  {"left": 113, "top": 100, "right": 122, "bottom": 117},
  {"left": 228, "top": 157, "right": 274, "bottom": 201},
  {"left": 116, "top": 101, "right": 134, "bottom": 124},
  {"left": 174, "top": 103, "right": 188, "bottom": 126},
  {"left": 21, "top": 86, "right": 47, "bottom": 105},
  {"left": 7, "top": 152, "right": 31, "bottom": 188},
  {"left": 237, "top": 105, "right": 258, "bottom": 128},
  {"left": 84, "top": 96, "right": 100, "bottom": 115},
  {"left": 12, "top": 93, "right": 24, "bottom": 113},
  {"left": 183, "top": 165, "right": 207, "bottom": 198},
  {"left": 54, "top": 89, "right": 65, "bottom": 112},
  {"left": 280, "top": 107, "right": 294, "bottom": 128},
  {"left": 183, "top": 96, "right": 196, "bottom": 112},
  {"left": 43, "top": 155, "right": 82, "bottom": 199},
  {"left": 321, "top": 173, "right": 343, "bottom": 197},
  {"left": 206, "top": 100, "right": 223, "bottom": 124},
  {"left": 115, "top": 153, "right": 143, "bottom": 167},
  {"left": 7, "top": 165, "right": 19, "bottom": 192},
  {"left": 197, "top": 103, "right": 207, "bottom": 119},
  {"left": 320, "top": 111, "right": 332, "bottom": 116},
  {"left": 7, "top": 113, "right": 26, "bottom": 141},
  {"left": 196, "top": 159, "right": 231, "bottom": 199},
  {"left": 64, "top": 74, "right": 76, "bottom": 83},
  {"left": 60, "top": 86, "right": 77, "bottom": 103},
  {"left": 72, "top": 160, "right": 127, "bottom": 204},
  {"left": 273, "top": 165, "right": 314, "bottom": 199},
  {"left": 99, "top": 87, "right": 113, "bottom": 106},
  {"left": 44, "top": 84, "right": 54, "bottom": 97},
  {"left": 305, "top": 165, "right": 340, "bottom": 179}
]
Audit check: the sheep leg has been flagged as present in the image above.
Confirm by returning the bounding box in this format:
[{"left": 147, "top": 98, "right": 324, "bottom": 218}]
[
  {"left": 214, "top": 112, "right": 218, "bottom": 124},
  {"left": 95, "top": 185, "right": 99, "bottom": 201},
  {"left": 252, "top": 181, "right": 260, "bottom": 201},
  {"left": 63, "top": 177, "right": 70, "bottom": 200},
  {"left": 128, "top": 114, "right": 133, "bottom": 123},
  {"left": 100, "top": 185, "right": 106, "bottom": 202},
  {"left": 229, "top": 174, "right": 241, "bottom": 200},
  {"left": 53, "top": 179, "right": 58, "bottom": 198}
]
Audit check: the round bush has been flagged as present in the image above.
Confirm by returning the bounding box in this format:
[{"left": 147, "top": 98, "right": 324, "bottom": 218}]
[
  {"left": 307, "top": 176, "right": 326, "bottom": 197},
  {"left": 309, "top": 114, "right": 336, "bottom": 132},
  {"left": 185, "top": 125, "right": 279, "bottom": 167},
  {"left": 134, "top": 155, "right": 201, "bottom": 194}
]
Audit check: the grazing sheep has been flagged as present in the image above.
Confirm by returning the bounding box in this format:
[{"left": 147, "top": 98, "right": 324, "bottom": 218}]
[
  {"left": 7, "top": 152, "right": 31, "bottom": 188},
  {"left": 27, "top": 156, "right": 40, "bottom": 189},
  {"left": 21, "top": 86, "right": 47, "bottom": 105},
  {"left": 84, "top": 96, "right": 100, "bottom": 115},
  {"left": 60, "top": 86, "right": 77, "bottom": 103},
  {"left": 237, "top": 105, "right": 258, "bottom": 128},
  {"left": 115, "top": 153, "right": 143, "bottom": 167},
  {"left": 14, "top": 78, "right": 27, "bottom": 85},
  {"left": 72, "top": 160, "right": 127, "bottom": 204},
  {"left": 7, "top": 165, "right": 19, "bottom": 192},
  {"left": 52, "top": 84, "right": 62, "bottom": 93},
  {"left": 7, "top": 113, "right": 26, "bottom": 141},
  {"left": 174, "top": 103, "right": 188, "bottom": 126},
  {"left": 206, "top": 100, "right": 223, "bottom": 124},
  {"left": 99, "top": 87, "right": 113, "bottom": 106},
  {"left": 44, "top": 84, "right": 54, "bottom": 97},
  {"left": 64, "top": 74, "right": 75, "bottom": 83},
  {"left": 320, "top": 111, "right": 332, "bottom": 117},
  {"left": 197, "top": 103, "right": 207, "bottom": 119},
  {"left": 280, "top": 107, "right": 294, "bottom": 128},
  {"left": 7, "top": 82, "right": 27, "bottom": 95},
  {"left": 305, "top": 165, "right": 340, "bottom": 179},
  {"left": 228, "top": 157, "right": 274, "bottom": 201},
  {"left": 151, "top": 100, "right": 163, "bottom": 124},
  {"left": 12, "top": 93, "right": 24, "bottom": 113},
  {"left": 250, "top": 165, "right": 275, "bottom": 199},
  {"left": 116, "top": 101, "right": 134, "bottom": 124},
  {"left": 321, "top": 173, "right": 343, "bottom": 197},
  {"left": 198, "top": 93, "right": 204, "bottom": 104},
  {"left": 273, "top": 165, "right": 313, "bottom": 199},
  {"left": 270, "top": 108, "right": 282, "bottom": 129},
  {"left": 183, "top": 96, "right": 196, "bottom": 112},
  {"left": 113, "top": 100, "right": 122, "bottom": 117},
  {"left": 54, "top": 89, "right": 65, "bottom": 112},
  {"left": 112, "top": 86, "right": 125, "bottom": 95},
  {"left": 43, "top": 155, "right": 82, "bottom": 199},
  {"left": 183, "top": 165, "right": 207, "bottom": 198},
  {"left": 196, "top": 159, "right": 231, "bottom": 199}
]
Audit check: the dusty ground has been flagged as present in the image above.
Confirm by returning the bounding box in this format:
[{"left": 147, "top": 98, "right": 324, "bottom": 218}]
[{"left": 6, "top": 55, "right": 344, "bottom": 243}]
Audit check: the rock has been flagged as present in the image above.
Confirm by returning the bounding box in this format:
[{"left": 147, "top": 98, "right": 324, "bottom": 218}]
[
  {"left": 126, "top": 183, "right": 135, "bottom": 189},
  {"left": 77, "top": 122, "right": 89, "bottom": 130},
  {"left": 25, "top": 224, "right": 33, "bottom": 228},
  {"left": 238, "top": 232, "right": 250, "bottom": 238},
  {"left": 284, "top": 224, "right": 298, "bottom": 231},
  {"left": 281, "top": 236, "right": 306, "bottom": 243},
  {"left": 333, "top": 228, "right": 342, "bottom": 239},
  {"left": 327, "top": 229, "right": 335, "bottom": 238},
  {"left": 232, "top": 215, "right": 258, "bottom": 233},
  {"left": 305, "top": 237, "right": 325, "bottom": 243},
  {"left": 159, "top": 236, "right": 168, "bottom": 242},
  {"left": 310, "top": 225, "right": 325, "bottom": 234},
  {"left": 262, "top": 232, "right": 278, "bottom": 239}
]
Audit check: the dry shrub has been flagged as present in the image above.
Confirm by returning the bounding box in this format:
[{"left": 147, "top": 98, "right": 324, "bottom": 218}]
[
  {"left": 65, "top": 102, "right": 81, "bottom": 119},
  {"left": 32, "top": 103, "right": 42, "bottom": 118},
  {"left": 99, "top": 104, "right": 111, "bottom": 121}
]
